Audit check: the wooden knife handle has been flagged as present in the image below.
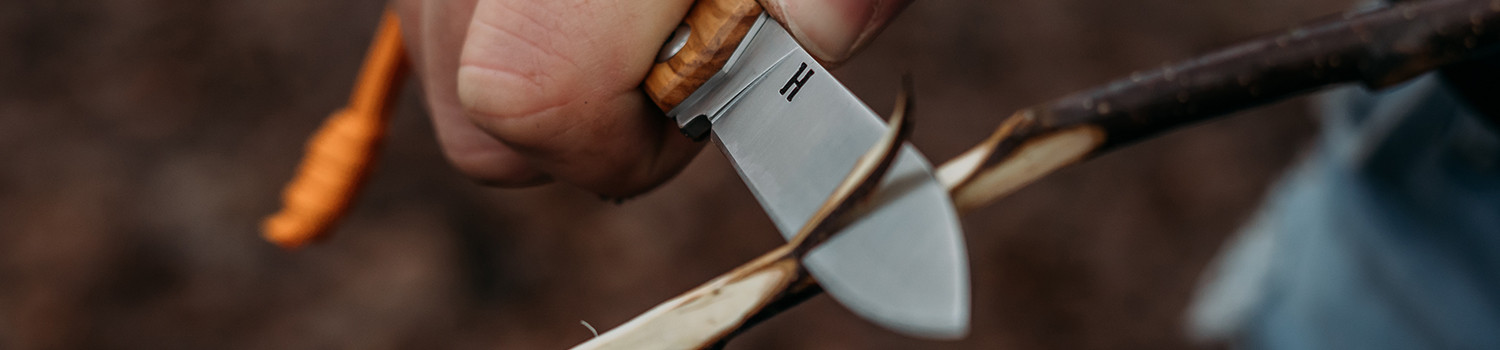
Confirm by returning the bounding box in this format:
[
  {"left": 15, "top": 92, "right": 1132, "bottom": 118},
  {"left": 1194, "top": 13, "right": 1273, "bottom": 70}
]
[{"left": 643, "top": 0, "right": 764, "bottom": 113}]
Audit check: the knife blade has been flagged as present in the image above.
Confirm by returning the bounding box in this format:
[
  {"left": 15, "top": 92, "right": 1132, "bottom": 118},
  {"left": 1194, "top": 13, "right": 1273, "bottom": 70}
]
[{"left": 642, "top": 0, "right": 970, "bottom": 339}]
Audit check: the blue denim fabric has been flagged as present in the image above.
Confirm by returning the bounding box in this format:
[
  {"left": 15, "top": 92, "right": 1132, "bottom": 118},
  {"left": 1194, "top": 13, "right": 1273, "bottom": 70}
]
[{"left": 1189, "top": 74, "right": 1500, "bottom": 349}]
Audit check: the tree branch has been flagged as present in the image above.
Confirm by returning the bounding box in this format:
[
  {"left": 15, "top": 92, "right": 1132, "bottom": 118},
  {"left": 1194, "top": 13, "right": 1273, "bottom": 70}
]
[
  {"left": 941, "top": 0, "right": 1500, "bottom": 212},
  {"left": 575, "top": 0, "right": 1500, "bottom": 348}
]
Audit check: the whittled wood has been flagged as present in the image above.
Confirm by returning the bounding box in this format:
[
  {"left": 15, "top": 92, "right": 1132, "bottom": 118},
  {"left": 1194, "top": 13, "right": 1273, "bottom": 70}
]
[
  {"left": 939, "top": 0, "right": 1500, "bottom": 212},
  {"left": 583, "top": 1, "right": 1500, "bottom": 343},
  {"left": 580, "top": 1, "right": 1500, "bottom": 348},
  {"left": 579, "top": 1, "right": 1500, "bottom": 347},
  {"left": 571, "top": 247, "right": 803, "bottom": 350},
  {"left": 643, "top": 0, "right": 764, "bottom": 112},
  {"left": 573, "top": 89, "right": 914, "bottom": 350}
]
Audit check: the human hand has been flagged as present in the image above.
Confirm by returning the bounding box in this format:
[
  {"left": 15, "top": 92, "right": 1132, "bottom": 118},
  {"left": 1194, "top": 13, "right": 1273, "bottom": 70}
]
[{"left": 393, "top": 0, "right": 913, "bottom": 197}]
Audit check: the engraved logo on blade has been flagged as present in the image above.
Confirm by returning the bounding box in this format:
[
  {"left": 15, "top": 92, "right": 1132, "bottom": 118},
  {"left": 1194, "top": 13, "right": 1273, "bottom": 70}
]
[{"left": 779, "top": 62, "right": 814, "bottom": 102}]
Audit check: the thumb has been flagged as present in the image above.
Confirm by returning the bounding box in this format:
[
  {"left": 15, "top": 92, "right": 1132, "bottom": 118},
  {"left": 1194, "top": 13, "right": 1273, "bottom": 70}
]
[{"left": 762, "top": 0, "right": 913, "bottom": 64}]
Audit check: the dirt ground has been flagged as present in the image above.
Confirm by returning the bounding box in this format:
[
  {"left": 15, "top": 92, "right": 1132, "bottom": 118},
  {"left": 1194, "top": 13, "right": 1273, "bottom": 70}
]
[{"left": 0, "top": 0, "right": 1354, "bottom": 348}]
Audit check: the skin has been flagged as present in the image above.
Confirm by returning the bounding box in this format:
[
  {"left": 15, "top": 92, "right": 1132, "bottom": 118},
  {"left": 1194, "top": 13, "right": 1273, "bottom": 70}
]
[{"left": 393, "top": 0, "right": 913, "bottom": 197}]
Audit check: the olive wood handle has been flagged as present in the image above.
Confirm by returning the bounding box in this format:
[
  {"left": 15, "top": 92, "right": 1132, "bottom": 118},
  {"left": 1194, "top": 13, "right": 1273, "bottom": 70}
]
[{"left": 643, "top": 0, "right": 764, "bottom": 113}]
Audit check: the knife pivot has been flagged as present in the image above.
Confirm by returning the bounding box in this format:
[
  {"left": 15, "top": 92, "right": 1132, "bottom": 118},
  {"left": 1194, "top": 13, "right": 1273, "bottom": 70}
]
[{"left": 655, "top": 24, "right": 692, "bottom": 63}]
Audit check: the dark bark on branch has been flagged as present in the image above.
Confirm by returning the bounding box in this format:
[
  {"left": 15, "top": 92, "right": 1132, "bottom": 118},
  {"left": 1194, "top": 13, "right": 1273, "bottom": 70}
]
[
  {"left": 943, "top": 0, "right": 1500, "bottom": 211},
  {"left": 1403, "top": 0, "right": 1500, "bottom": 128},
  {"left": 992, "top": 0, "right": 1500, "bottom": 169}
]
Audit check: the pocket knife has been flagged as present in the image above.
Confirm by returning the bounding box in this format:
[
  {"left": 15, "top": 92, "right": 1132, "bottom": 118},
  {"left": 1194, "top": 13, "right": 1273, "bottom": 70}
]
[{"left": 642, "top": 0, "right": 970, "bottom": 338}]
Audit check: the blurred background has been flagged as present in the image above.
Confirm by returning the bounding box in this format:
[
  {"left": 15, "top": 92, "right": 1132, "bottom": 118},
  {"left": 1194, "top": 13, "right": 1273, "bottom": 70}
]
[{"left": 0, "top": 0, "right": 1358, "bottom": 348}]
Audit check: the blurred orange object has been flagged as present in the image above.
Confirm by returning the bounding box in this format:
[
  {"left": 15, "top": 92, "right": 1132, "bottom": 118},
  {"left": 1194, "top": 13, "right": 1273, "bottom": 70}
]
[{"left": 262, "top": 10, "right": 408, "bottom": 249}]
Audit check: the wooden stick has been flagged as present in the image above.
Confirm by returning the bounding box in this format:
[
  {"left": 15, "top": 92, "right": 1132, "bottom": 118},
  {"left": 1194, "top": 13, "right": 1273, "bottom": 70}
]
[
  {"left": 579, "top": 0, "right": 1500, "bottom": 347},
  {"left": 572, "top": 84, "right": 916, "bottom": 350},
  {"left": 939, "top": 0, "right": 1500, "bottom": 212}
]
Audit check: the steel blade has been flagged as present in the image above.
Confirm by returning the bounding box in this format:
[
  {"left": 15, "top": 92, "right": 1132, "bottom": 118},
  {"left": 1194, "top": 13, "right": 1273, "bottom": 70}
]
[{"left": 696, "top": 18, "right": 970, "bottom": 339}]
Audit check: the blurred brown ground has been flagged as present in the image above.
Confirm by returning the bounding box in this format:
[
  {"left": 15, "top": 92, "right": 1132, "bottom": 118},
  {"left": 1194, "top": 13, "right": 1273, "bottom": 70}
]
[{"left": 0, "top": 0, "right": 1354, "bottom": 348}]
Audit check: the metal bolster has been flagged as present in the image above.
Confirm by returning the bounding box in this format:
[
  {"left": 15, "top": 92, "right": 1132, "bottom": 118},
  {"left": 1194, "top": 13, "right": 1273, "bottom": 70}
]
[{"left": 666, "top": 13, "right": 772, "bottom": 137}]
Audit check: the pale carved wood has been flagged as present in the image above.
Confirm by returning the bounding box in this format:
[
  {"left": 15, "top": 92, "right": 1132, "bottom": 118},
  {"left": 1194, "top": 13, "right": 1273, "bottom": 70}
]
[{"left": 573, "top": 86, "right": 915, "bottom": 350}]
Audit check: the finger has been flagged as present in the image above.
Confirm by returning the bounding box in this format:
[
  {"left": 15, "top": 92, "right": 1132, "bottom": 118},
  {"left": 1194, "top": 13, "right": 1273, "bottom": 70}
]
[
  {"left": 430, "top": 91, "right": 552, "bottom": 186},
  {"left": 762, "top": 0, "right": 914, "bottom": 63},
  {"left": 394, "top": 0, "right": 549, "bottom": 186},
  {"left": 456, "top": 0, "right": 704, "bottom": 197}
]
